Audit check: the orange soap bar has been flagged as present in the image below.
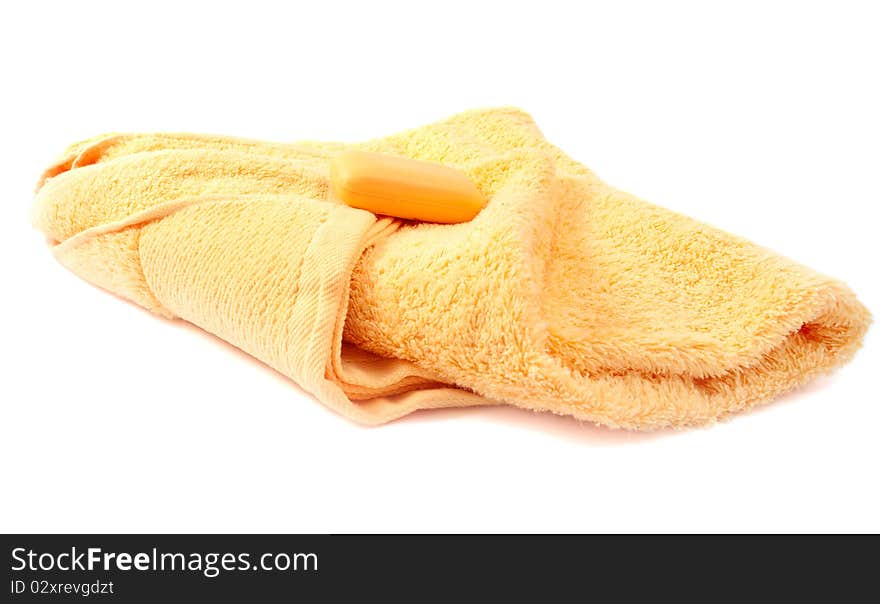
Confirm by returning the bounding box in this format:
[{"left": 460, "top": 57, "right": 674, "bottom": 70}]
[{"left": 330, "top": 150, "right": 485, "bottom": 223}]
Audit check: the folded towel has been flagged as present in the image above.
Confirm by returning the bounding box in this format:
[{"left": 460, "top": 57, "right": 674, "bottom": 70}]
[{"left": 32, "top": 108, "right": 870, "bottom": 429}]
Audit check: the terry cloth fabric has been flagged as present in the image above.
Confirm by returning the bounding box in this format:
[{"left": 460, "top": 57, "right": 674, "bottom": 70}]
[{"left": 32, "top": 108, "right": 871, "bottom": 429}]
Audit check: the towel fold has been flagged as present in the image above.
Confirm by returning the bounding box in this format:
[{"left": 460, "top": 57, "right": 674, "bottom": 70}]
[{"left": 32, "top": 108, "right": 870, "bottom": 429}]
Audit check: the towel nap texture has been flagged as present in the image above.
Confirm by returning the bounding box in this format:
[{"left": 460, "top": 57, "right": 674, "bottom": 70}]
[{"left": 32, "top": 108, "right": 870, "bottom": 429}]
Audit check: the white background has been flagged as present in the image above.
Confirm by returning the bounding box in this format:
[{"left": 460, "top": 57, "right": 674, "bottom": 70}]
[{"left": 1, "top": 1, "right": 877, "bottom": 533}]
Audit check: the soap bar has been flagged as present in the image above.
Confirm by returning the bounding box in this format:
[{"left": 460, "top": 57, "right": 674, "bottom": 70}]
[{"left": 330, "top": 150, "right": 485, "bottom": 223}]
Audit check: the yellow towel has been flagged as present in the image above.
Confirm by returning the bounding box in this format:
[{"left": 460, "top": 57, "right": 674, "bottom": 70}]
[{"left": 32, "top": 108, "right": 870, "bottom": 429}]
